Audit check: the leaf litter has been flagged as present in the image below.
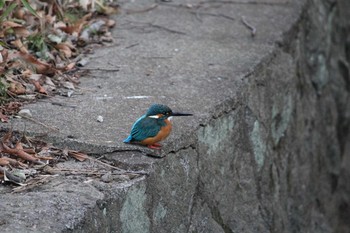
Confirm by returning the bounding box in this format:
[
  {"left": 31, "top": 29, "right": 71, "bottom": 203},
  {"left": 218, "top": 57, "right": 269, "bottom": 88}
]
[
  {"left": 0, "top": 1, "right": 145, "bottom": 192},
  {"left": 0, "top": 130, "right": 146, "bottom": 193},
  {"left": 0, "top": 0, "right": 118, "bottom": 117}
]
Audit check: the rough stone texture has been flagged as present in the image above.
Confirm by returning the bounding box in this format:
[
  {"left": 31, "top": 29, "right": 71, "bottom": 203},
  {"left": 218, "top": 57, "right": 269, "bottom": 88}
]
[{"left": 1, "top": 0, "right": 349, "bottom": 232}]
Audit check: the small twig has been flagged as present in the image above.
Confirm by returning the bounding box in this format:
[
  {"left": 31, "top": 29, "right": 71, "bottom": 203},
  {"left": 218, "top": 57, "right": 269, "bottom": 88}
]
[
  {"left": 88, "top": 157, "right": 125, "bottom": 171},
  {"left": 125, "top": 20, "right": 187, "bottom": 35},
  {"left": 19, "top": 115, "right": 60, "bottom": 132},
  {"left": 12, "top": 175, "right": 56, "bottom": 193},
  {"left": 148, "top": 23, "right": 187, "bottom": 35},
  {"left": 124, "top": 4, "right": 158, "bottom": 14},
  {"left": 241, "top": 16, "right": 256, "bottom": 37},
  {"left": 45, "top": 167, "right": 103, "bottom": 175},
  {"left": 78, "top": 67, "right": 120, "bottom": 72},
  {"left": 190, "top": 11, "right": 235, "bottom": 22},
  {"left": 89, "top": 157, "right": 149, "bottom": 175},
  {"left": 50, "top": 102, "right": 77, "bottom": 108},
  {"left": 203, "top": 0, "right": 288, "bottom": 5},
  {"left": 125, "top": 43, "right": 139, "bottom": 49},
  {"left": 37, "top": 100, "right": 77, "bottom": 108}
]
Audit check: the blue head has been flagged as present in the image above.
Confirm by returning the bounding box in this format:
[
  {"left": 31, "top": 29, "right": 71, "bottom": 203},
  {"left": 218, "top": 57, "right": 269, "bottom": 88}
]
[
  {"left": 146, "top": 104, "right": 172, "bottom": 118},
  {"left": 146, "top": 104, "right": 192, "bottom": 118}
]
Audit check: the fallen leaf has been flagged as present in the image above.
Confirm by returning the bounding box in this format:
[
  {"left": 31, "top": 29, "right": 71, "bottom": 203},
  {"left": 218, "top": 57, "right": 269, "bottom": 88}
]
[
  {"left": 22, "top": 69, "right": 33, "bottom": 78},
  {"left": 68, "top": 151, "right": 89, "bottom": 161},
  {"left": 13, "top": 27, "right": 30, "bottom": 38},
  {"left": 1, "top": 141, "right": 42, "bottom": 164},
  {"left": 29, "top": 73, "right": 42, "bottom": 81},
  {"left": 59, "top": 13, "right": 92, "bottom": 34},
  {"left": 2, "top": 21, "right": 23, "bottom": 28},
  {"left": 55, "top": 43, "right": 72, "bottom": 58},
  {"left": 17, "top": 52, "right": 56, "bottom": 75},
  {"left": 8, "top": 82, "right": 26, "bottom": 95},
  {"left": 0, "top": 48, "right": 8, "bottom": 64},
  {"left": 45, "top": 76, "right": 55, "bottom": 87},
  {"left": 62, "top": 81, "right": 75, "bottom": 89},
  {"left": 0, "top": 158, "right": 10, "bottom": 166},
  {"left": 0, "top": 157, "right": 28, "bottom": 168},
  {"left": 65, "top": 62, "right": 76, "bottom": 71},
  {"left": 0, "top": 112, "right": 9, "bottom": 123},
  {"left": 11, "top": 38, "right": 29, "bottom": 53},
  {"left": 48, "top": 34, "right": 63, "bottom": 44},
  {"left": 32, "top": 80, "right": 48, "bottom": 95},
  {"left": 106, "top": 19, "right": 116, "bottom": 27}
]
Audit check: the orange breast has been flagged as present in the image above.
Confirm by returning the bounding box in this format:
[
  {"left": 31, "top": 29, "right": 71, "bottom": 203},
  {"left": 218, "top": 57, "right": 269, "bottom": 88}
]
[{"left": 141, "top": 119, "right": 172, "bottom": 145}]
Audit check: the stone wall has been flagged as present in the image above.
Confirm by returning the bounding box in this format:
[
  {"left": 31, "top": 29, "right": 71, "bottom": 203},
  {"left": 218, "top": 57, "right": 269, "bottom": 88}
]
[{"left": 191, "top": 0, "right": 350, "bottom": 232}]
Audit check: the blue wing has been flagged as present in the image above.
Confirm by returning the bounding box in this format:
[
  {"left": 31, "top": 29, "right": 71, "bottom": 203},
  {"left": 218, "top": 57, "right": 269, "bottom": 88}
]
[{"left": 124, "top": 115, "right": 165, "bottom": 142}]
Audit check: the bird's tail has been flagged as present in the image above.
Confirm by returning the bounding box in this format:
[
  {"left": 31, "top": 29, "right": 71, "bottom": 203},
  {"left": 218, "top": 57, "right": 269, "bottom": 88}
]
[{"left": 123, "top": 135, "right": 133, "bottom": 143}]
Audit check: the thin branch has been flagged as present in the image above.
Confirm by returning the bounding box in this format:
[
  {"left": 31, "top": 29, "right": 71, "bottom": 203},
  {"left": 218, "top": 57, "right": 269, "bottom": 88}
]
[
  {"left": 190, "top": 11, "right": 235, "bottom": 22},
  {"left": 202, "top": 0, "right": 288, "bottom": 5},
  {"left": 19, "top": 115, "right": 60, "bottom": 132},
  {"left": 241, "top": 16, "right": 256, "bottom": 37},
  {"left": 78, "top": 67, "right": 120, "bottom": 72},
  {"left": 124, "top": 4, "right": 158, "bottom": 14}
]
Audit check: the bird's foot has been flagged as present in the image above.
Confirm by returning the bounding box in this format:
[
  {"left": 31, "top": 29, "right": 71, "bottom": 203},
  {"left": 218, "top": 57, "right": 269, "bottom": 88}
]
[{"left": 148, "top": 143, "right": 162, "bottom": 150}]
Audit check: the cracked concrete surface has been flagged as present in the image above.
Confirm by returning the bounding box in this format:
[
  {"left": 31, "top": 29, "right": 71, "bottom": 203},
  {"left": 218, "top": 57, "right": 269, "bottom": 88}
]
[{"left": 1, "top": 0, "right": 350, "bottom": 232}]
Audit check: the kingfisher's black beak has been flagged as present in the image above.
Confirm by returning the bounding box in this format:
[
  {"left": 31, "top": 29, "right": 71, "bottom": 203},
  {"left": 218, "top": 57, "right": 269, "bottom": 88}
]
[{"left": 171, "top": 112, "right": 193, "bottom": 116}]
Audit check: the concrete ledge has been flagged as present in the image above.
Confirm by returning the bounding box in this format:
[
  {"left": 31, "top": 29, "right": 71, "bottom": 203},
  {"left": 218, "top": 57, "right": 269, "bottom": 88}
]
[{"left": 1, "top": 0, "right": 350, "bottom": 232}]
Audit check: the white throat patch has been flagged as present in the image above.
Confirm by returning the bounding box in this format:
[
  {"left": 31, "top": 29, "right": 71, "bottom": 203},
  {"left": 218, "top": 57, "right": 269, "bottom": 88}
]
[{"left": 148, "top": 115, "right": 160, "bottom": 119}]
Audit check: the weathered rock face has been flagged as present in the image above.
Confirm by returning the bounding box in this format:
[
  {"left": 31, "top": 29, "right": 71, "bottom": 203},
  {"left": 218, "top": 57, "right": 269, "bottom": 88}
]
[
  {"left": 73, "top": 1, "right": 349, "bottom": 233},
  {"left": 191, "top": 1, "right": 350, "bottom": 232},
  {"left": 192, "top": 1, "right": 350, "bottom": 232}
]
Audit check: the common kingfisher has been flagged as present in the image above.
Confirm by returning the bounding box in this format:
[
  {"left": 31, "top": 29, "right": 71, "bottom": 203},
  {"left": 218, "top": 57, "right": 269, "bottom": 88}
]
[{"left": 123, "top": 104, "right": 192, "bottom": 149}]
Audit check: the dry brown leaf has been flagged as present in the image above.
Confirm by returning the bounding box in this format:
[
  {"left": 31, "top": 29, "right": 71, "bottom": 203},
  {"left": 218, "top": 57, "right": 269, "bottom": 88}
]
[
  {"left": 0, "top": 112, "right": 9, "bottom": 123},
  {"left": 14, "top": 8, "right": 25, "bottom": 20},
  {"left": 2, "top": 21, "right": 23, "bottom": 28},
  {"left": 45, "top": 76, "right": 55, "bottom": 87},
  {"left": 18, "top": 52, "right": 56, "bottom": 75},
  {"left": 13, "top": 27, "right": 30, "bottom": 38},
  {"left": 95, "top": 1, "right": 119, "bottom": 14},
  {"left": 60, "top": 13, "right": 92, "bottom": 34},
  {"left": 45, "top": 14, "right": 56, "bottom": 24},
  {"left": 2, "top": 142, "right": 41, "bottom": 164},
  {"left": 32, "top": 80, "right": 48, "bottom": 95},
  {"left": 22, "top": 69, "right": 33, "bottom": 78},
  {"left": 1, "top": 131, "right": 12, "bottom": 145},
  {"left": 55, "top": 43, "right": 72, "bottom": 58},
  {"left": 0, "top": 48, "right": 9, "bottom": 64},
  {"left": 65, "top": 62, "right": 76, "bottom": 71},
  {"left": 34, "top": 154, "right": 54, "bottom": 160},
  {"left": 0, "top": 157, "right": 27, "bottom": 168},
  {"left": 68, "top": 151, "right": 89, "bottom": 161},
  {"left": 8, "top": 82, "right": 26, "bottom": 95},
  {"left": 106, "top": 19, "right": 116, "bottom": 27},
  {"left": 29, "top": 73, "right": 42, "bottom": 81},
  {"left": 4, "top": 102, "right": 22, "bottom": 115},
  {"left": 11, "top": 39, "right": 29, "bottom": 53},
  {"left": 0, "top": 158, "right": 10, "bottom": 166},
  {"left": 54, "top": 21, "right": 66, "bottom": 29}
]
